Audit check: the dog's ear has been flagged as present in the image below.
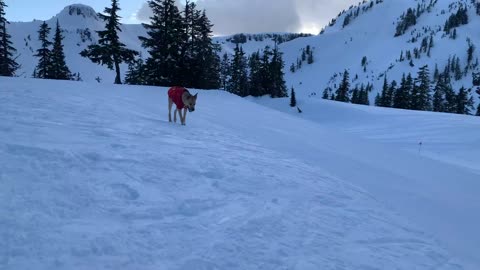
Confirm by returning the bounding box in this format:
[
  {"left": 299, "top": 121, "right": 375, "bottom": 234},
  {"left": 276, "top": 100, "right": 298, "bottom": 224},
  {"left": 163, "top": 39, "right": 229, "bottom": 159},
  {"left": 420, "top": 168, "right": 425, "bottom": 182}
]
[{"left": 194, "top": 93, "right": 198, "bottom": 99}]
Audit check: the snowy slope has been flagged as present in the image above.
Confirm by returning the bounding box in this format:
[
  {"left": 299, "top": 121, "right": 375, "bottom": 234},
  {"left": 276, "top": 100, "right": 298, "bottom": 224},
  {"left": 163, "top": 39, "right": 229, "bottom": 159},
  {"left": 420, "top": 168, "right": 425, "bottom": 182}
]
[
  {"left": 1, "top": 77, "right": 479, "bottom": 269},
  {"left": 281, "top": 0, "right": 480, "bottom": 102}
]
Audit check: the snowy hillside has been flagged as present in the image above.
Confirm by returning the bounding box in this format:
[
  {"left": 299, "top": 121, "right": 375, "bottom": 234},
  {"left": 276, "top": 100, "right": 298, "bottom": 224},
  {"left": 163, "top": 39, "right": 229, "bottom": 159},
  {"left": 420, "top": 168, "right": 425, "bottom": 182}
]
[
  {"left": 281, "top": 0, "right": 480, "bottom": 101},
  {"left": 1, "top": 77, "right": 480, "bottom": 269}
]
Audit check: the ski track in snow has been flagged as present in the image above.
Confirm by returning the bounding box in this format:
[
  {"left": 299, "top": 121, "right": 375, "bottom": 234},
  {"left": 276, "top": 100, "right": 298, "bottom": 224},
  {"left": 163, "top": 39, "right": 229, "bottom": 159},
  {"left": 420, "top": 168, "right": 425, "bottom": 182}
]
[{"left": 0, "top": 77, "right": 473, "bottom": 270}]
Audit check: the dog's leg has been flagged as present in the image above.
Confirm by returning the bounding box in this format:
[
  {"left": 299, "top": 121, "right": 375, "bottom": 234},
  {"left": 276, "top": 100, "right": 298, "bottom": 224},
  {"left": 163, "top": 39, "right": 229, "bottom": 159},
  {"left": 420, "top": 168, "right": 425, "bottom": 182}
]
[
  {"left": 182, "top": 108, "right": 187, "bottom": 126},
  {"left": 174, "top": 109, "right": 178, "bottom": 123},
  {"left": 168, "top": 98, "right": 173, "bottom": 122}
]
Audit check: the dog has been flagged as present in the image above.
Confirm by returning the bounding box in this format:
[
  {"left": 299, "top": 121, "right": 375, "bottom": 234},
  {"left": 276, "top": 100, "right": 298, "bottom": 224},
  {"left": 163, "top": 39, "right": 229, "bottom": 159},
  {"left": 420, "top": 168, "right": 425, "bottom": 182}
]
[{"left": 168, "top": 86, "right": 198, "bottom": 126}]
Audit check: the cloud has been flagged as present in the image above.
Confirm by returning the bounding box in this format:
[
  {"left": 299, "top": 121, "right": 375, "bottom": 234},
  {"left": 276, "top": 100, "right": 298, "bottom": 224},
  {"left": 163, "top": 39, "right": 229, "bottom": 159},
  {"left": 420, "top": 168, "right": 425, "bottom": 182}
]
[{"left": 135, "top": 0, "right": 358, "bottom": 35}]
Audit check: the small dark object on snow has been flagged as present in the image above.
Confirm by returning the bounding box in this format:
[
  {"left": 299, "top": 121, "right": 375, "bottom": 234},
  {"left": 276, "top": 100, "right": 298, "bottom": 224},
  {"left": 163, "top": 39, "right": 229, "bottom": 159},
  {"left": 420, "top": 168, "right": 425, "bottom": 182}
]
[{"left": 297, "top": 107, "right": 303, "bottom": 113}]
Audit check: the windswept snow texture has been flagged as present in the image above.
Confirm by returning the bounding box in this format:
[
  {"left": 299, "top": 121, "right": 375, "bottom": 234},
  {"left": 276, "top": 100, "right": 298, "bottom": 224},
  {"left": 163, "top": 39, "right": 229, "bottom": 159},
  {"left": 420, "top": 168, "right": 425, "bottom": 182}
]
[{"left": 0, "top": 77, "right": 475, "bottom": 270}]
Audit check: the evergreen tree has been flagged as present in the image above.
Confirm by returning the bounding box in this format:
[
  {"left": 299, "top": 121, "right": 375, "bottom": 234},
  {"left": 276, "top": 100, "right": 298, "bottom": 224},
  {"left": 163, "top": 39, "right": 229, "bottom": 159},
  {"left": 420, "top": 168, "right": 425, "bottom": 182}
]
[
  {"left": 259, "top": 46, "right": 273, "bottom": 97},
  {"left": 290, "top": 63, "right": 295, "bottom": 73},
  {"left": 393, "top": 73, "right": 410, "bottom": 109},
  {"left": 378, "top": 76, "right": 393, "bottom": 107},
  {"left": 335, "top": 70, "right": 350, "bottom": 102},
  {"left": 432, "top": 75, "right": 447, "bottom": 112},
  {"left": 467, "top": 38, "right": 475, "bottom": 67},
  {"left": 413, "top": 65, "right": 432, "bottom": 111},
  {"left": 290, "top": 87, "right": 297, "bottom": 107},
  {"left": 374, "top": 93, "right": 381, "bottom": 106},
  {"left": 454, "top": 57, "right": 462, "bottom": 80},
  {"left": 307, "top": 46, "right": 314, "bottom": 64},
  {"left": 0, "top": 0, "right": 19, "bottom": 76},
  {"left": 50, "top": 20, "right": 71, "bottom": 80},
  {"left": 444, "top": 81, "right": 457, "bottom": 113},
  {"left": 269, "top": 45, "right": 288, "bottom": 98},
  {"left": 456, "top": 87, "right": 474, "bottom": 115},
  {"left": 248, "top": 51, "right": 262, "bottom": 96},
  {"left": 196, "top": 10, "right": 221, "bottom": 89},
  {"left": 81, "top": 0, "right": 138, "bottom": 84},
  {"left": 351, "top": 85, "right": 360, "bottom": 104},
  {"left": 125, "top": 58, "right": 147, "bottom": 85},
  {"left": 322, "top": 88, "right": 331, "bottom": 100},
  {"left": 359, "top": 84, "right": 370, "bottom": 105},
  {"left": 227, "top": 44, "right": 248, "bottom": 97},
  {"left": 220, "top": 53, "right": 230, "bottom": 90},
  {"left": 433, "top": 64, "right": 439, "bottom": 81},
  {"left": 34, "top": 21, "right": 52, "bottom": 79}
]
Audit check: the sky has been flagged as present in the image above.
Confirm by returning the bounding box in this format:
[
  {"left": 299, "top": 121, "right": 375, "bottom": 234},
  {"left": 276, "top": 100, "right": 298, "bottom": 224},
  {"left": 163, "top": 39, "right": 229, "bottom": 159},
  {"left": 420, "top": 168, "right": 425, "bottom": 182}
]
[{"left": 4, "top": 0, "right": 358, "bottom": 35}]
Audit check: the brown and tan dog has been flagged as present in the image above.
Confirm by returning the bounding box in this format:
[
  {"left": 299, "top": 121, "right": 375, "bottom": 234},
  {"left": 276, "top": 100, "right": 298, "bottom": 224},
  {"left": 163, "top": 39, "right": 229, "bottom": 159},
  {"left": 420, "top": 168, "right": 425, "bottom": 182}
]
[{"left": 168, "top": 86, "right": 198, "bottom": 126}]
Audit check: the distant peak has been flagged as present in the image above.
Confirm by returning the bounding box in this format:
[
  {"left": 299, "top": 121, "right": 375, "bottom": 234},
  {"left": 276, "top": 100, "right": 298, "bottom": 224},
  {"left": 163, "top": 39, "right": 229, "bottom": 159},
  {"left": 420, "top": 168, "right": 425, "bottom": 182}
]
[{"left": 57, "top": 4, "right": 98, "bottom": 20}]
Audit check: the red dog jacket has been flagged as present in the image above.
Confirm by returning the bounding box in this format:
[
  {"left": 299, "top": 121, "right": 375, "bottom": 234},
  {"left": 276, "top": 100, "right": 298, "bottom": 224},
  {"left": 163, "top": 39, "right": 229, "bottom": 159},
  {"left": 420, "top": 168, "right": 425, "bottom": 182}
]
[{"left": 168, "top": 86, "right": 188, "bottom": 110}]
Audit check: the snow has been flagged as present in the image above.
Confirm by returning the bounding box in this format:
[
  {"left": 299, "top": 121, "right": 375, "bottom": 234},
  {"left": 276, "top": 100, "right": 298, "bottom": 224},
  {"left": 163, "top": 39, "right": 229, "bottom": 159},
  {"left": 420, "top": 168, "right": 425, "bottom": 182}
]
[{"left": 1, "top": 76, "right": 479, "bottom": 269}]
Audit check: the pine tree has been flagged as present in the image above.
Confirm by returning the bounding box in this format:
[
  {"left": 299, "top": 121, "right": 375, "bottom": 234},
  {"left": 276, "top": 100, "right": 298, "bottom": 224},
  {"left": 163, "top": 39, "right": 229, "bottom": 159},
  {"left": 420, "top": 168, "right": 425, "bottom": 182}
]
[
  {"left": 378, "top": 76, "right": 392, "bottom": 107},
  {"left": 454, "top": 57, "right": 462, "bottom": 80},
  {"left": 307, "top": 47, "right": 314, "bottom": 64},
  {"left": 81, "top": 0, "right": 138, "bottom": 84},
  {"left": 220, "top": 53, "right": 230, "bottom": 90},
  {"left": 227, "top": 45, "right": 248, "bottom": 97},
  {"left": 50, "top": 20, "right": 71, "bottom": 80},
  {"left": 139, "top": 0, "right": 184, "bottom": 86},
  {"left": 456, "top": 87, "right": 474, "bottom": 115},
  {"left": 433, "top": 64, "right": 439, "bottom": 81},
  {"left": 195, "top": 10, "right": 221, "bottom": 89},
  {"left": 0, "top": 0, "right": 19, "bottom": 76},
  {"left": 290, "top": 87, "right": 297, "bottom": 107},
  {"left": 444, "top": 81, "right": 457, "bottom": 113},
  {"left": 290, "top": 63, "right": 296, "bottom": 73},
  {"left": 359, "top": 84, "right": 370, "bottom": 105},
  {"left": 351, "top": 85, "right": 359, "bottom": 104},
  {"left": 260, "top": 46, "right": 273, "bottom": 97},
  {"left": 269, "top": 44, "right": 288, "bottom": 98},
  {"left": 393, "top": 74, "right": 410, "bottom": 109},
  {"left": 374, "top": 93, "right": 381, "bottom": 106},
  {"left": 322, "top": 88, "right": 330, "bottom": 99},
  {"left": 34, "top": 21, "right": 52, "bottom": 79},
  {"left": 433, "top": 75, "right": 447, "bottom": 112},
  {"left": 125, "top": 58, "right": 146, "bottom": 85},
  {"left": 413, "top": 65, "right": 432, "bottom": 111},
  {"left": 248, "top": 51, "right": 262, "bottom": 96},
  {"left": 335, "top": 70, "right": 350, "bottom": 102}
]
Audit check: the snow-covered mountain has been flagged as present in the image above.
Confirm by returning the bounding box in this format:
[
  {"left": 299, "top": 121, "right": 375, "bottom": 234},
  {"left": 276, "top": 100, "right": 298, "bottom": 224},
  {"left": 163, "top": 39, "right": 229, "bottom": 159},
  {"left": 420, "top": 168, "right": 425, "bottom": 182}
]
[
  {"left": 7, "top": 0, "right": 480, "bottom": 105},
  {"left": 8, "top": 4, "right": 146, "bottom": 82},
  {"left": 281, "top": 0, "right": 480, "bottom": 101}
]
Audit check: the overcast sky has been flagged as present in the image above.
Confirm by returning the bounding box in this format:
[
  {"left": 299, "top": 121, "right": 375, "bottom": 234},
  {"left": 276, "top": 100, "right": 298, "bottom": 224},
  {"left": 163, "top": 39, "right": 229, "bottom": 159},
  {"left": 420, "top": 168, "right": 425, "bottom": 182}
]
[{"left": 5, "top": 0, "right": 358, "bottom": 35}]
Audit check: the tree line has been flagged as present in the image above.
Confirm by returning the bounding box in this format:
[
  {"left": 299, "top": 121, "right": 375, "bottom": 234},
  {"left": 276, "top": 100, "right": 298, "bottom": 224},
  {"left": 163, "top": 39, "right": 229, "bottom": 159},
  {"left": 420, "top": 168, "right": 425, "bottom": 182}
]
[
  {"left": 220, "top": 44, "right": 288, "bottom": 98},
  {"left": 323, "top": 65, "right": 480, "bottom": 116}
]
